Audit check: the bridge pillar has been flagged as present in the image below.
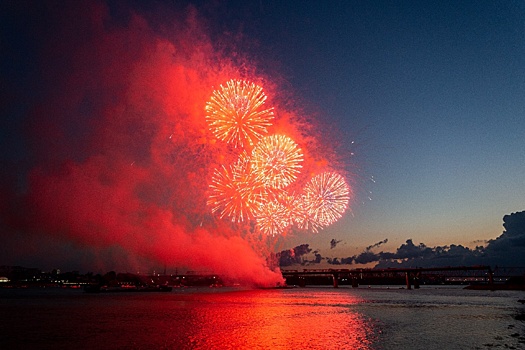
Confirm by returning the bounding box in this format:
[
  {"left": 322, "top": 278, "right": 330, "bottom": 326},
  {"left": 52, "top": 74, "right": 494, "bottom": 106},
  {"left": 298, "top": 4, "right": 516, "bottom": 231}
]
[
  {"left": 332, "top": 273, "right": 339, "bottom": 288},
  {"left": 405, "top": 272, "right": 411, "bottom": 290},
  {"left": 298, "top": 277, "right": 306, "bottom": 288},
  {"left": 351, "top": 276, "right": 359, "bottom": 288},
  {"left": 413, "top": 274, "right": 420, "bottom": 289},
  {"left": 488, "top": 267, "right": 494, "bottom": 290}
]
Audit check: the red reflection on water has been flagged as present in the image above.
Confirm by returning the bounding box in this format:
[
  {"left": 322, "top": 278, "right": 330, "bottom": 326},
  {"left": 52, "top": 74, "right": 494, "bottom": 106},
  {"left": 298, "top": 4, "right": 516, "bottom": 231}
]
[
  {"left": 183, "top": 289, "right": 377, "bottom": 349},
  {"left": 0, "top": 289, "right": 377, "bottom": 349}
]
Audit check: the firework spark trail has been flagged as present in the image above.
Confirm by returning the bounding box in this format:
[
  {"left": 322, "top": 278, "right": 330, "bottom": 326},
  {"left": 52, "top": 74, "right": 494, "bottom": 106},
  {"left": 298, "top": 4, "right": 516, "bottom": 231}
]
[
  {"left": 206, "top": 80, "right": 274, "bottom": 149},
  {"left": 292, "top": 194, "right": 325, "bottom": 233},
  {"left": 254, "top": 191, "right": 301, "bottom": 236}
]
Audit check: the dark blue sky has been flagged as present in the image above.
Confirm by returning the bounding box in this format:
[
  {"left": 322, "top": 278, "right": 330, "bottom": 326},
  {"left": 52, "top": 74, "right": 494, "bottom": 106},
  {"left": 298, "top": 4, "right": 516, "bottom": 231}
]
[
  {"left": 200, "top": 0, "right": 525, "bottom": 253},
  {"left": 1, "top": 1, "right": 524, "bottom": 270}
]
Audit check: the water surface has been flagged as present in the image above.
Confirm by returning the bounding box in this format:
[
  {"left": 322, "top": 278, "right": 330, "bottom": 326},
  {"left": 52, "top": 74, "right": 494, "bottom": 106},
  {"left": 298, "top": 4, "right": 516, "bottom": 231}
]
[{"left": 1, "top": 286, "right": 524, "bottom": 349}]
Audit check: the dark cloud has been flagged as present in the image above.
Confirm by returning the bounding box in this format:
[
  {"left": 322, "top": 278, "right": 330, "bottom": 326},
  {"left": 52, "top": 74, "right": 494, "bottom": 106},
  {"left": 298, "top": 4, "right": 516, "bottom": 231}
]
[
  {"left": 394, "top": 239, "right": 433, "bottom": 259},
  {"left": 277, "top": 244, "right": 313, "bottom": 266},
  {"left": 353, "top": 251, "right": 378, "bottom": 265},
  {"left": 340, "top": 257, "right": 354, "bottom": 264},
  {"left": 471, "top": 239, "right": 488, "bottom": 245},
  {"left": 330, "top": 239, "right": 342, "bottom": 249},
  {"left": 280, "top": 211, "right": 525, "bottom": 269},
  {"left": 365, "top": 238, "right": 388, "bottom": 251},
  {"left": 374, "top": 242, "right": 485, "bottom": 268},
  {"left": 327, "top": 258, "right": 340, "bottom": 265},
  {"left": 481, "top": 211, "right": 525, "bottom": 265}
]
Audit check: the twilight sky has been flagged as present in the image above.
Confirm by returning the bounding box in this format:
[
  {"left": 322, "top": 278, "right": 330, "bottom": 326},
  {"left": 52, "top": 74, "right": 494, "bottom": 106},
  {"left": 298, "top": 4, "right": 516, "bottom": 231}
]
[
  {"left": 232, "top": 0, "right": 525, "bottom": 256},
  {"left": 1, "top": 1, "right": 524, "bottom": 276}
]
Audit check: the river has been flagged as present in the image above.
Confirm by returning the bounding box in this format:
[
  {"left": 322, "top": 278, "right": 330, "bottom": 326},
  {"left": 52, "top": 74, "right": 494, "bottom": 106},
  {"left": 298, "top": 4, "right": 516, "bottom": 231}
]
[{"left": 1, "top": 286, "right": 524, "bottom": 349}]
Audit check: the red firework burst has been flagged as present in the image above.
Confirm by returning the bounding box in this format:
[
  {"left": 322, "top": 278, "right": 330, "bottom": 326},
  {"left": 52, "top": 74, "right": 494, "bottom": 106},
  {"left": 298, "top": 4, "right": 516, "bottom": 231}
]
[
  {"left": 207, "top": 159, "right": 266, "bottom": 223},
  {"left": 204, "top": 80, "right": 351, "bottom": 236}
]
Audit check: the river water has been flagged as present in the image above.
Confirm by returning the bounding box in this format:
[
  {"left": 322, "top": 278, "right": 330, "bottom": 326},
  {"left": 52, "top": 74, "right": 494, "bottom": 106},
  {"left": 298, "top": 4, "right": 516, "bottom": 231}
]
[{"left": 1, "top": 286, "right": 524, "bottom": 349}]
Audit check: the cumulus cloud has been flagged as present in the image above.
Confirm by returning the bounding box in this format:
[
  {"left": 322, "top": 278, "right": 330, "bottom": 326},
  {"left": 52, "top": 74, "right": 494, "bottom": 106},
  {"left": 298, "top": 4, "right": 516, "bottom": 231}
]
[{"left": 481, "top": 211, "right": 525, "bottom": 266}]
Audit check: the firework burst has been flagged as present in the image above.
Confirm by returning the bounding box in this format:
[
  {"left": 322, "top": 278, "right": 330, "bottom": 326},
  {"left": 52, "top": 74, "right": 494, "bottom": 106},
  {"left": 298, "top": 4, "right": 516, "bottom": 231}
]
[
  {"left": 250, "top": 134, "right": 303, "bottom": 189},
  {"left": 205, "top": 80, "right": 351, "bottom": 236},
  {"left": 255, "top": 200, "right": 290, "bottom": 236},
  {"left": 302, "top": 172, "right": 350, "bottom": 227},
  {"left": 205, "top": 80, "right": 274, "bottom": 149},
  {"left": 207, "top": 160, "right": 266, "bottom": 223},
  {"left": 292, "top": 194, "right": 325, "bottom": 233}
]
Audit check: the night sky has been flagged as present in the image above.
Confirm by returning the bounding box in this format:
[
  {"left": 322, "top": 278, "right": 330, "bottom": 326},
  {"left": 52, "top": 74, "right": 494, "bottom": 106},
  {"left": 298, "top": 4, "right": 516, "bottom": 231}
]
[{"left": 1, "top": 1, "right": 524, "bottom": 277}]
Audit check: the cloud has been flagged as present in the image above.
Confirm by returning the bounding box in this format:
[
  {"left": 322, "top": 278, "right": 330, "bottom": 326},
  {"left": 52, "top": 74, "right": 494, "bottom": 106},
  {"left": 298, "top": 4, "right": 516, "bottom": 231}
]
[
  {"left": 365, "top": 212, "right": 525, "bottom": 268},
  {"left": 471, "top": 239, "right": 488, "bottom": 245},
  {"left": 330, "top": 239, "right": 342, "bottom": 249},
  {"left": 327, "top": 257, "right": 341, "bottom": 265},
  {"left": 277, "top": 244, "right": 313, "bottom": 266},
  {"left": 352, "top": 251, "right": 378, "bottom": 265},
  {"left": 279, "top": 211, "right": 525, "bottom": 269},
  {"left": 481, "top": 211, "right": 525, "bottom": 266},
  {"left": 365, "top": 238, "right": 388, "bottom": 251}
]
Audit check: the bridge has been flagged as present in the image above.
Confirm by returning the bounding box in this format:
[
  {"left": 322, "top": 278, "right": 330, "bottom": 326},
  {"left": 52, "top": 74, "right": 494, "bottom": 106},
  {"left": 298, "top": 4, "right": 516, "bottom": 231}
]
[{"left": 280, "top": 266, "right": 496, "bottom": 289}]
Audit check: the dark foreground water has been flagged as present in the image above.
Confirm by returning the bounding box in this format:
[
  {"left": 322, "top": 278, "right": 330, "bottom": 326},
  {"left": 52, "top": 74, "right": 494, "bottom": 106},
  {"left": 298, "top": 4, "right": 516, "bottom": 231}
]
[{"left": 1, "top": 286, "right": 524, "bottom": 349}]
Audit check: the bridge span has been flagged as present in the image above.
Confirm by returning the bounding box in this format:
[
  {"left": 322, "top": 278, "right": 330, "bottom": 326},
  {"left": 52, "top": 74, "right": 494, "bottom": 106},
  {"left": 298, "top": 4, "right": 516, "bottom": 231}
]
[{"left": 281, "top": 266, "right": 494, "bottom": 289}]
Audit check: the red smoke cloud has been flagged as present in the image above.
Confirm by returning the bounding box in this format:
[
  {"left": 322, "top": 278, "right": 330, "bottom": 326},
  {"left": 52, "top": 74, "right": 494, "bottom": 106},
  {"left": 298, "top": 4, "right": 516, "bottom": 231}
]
[{"left": 3, "top": 2, "right": 343, "bottom": 286}]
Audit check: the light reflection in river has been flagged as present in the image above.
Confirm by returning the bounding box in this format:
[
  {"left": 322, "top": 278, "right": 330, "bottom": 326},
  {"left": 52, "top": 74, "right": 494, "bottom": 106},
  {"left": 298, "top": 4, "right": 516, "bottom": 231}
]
[
  {"left": 183, "top": 289, "right": 377, "bottom": 349},
  {"left": 0, "top": 288, "right": 378, "bottom": 349},
  {"left": 5, "top": 286, "right": 522, "bottom": 349}
]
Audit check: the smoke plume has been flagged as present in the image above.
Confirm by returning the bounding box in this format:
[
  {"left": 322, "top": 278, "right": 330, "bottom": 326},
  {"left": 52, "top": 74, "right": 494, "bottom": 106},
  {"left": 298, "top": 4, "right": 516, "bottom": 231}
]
[{"left": 0, "top": 2, "right": 341, "bottom": 286}]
